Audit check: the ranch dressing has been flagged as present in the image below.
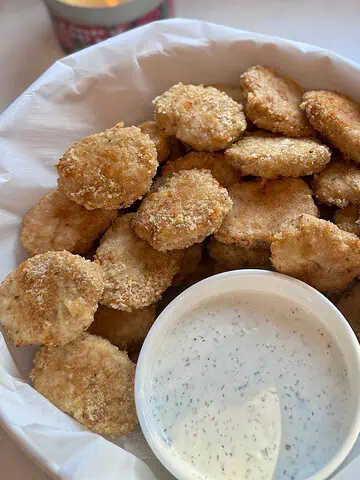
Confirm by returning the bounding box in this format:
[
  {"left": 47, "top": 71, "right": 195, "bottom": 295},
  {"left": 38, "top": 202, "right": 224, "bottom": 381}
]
[{"left": 149, "top": 291, "right": 352, "bottom": 480}]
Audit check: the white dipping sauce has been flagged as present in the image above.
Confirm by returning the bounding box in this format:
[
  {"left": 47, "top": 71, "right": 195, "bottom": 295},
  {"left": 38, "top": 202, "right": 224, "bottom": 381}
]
[{"left": 149, "top": 292, "right": 351, "bottom": 480}]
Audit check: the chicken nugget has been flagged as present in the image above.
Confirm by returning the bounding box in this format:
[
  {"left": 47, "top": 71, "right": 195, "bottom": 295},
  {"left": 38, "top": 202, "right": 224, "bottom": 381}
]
[
  {"left": 225, "top": 132, "right": 331, "bottom": 179},
  {"left": 271, "top": 214, "right": 360, "bottom": 292},
  {"left": 301, "top": 90, "right": 360, "bottom": 163},
  {"left": 0, "top": 251, "right": 103, "bottom": 346},
  {"left": 161, "top": 151, "right": 241, "bottom": 187},
  {"left": 172, "top": 243, "right": 203, "bottom": 286},
  {"left": 133, "top": 169, "right": 233, "bottom": 251},
  {"left": 337, "top": 283, "right": 360, "bottom": 340},
  {"left": 154, "top": 83, "right": 246, "bottom": 151},
  {"left": 89, "top": 304, "right": 155, "bottom": 352},
  {"left": 208, "top": 237, "right": 271, "bottom": 270},
  {"left": 21, "top": 189, "right": 117, "bottom": 256},
  {"left": 214, "top": 179, "right": 318, "bottom": 246},
  {"left": 313, "top": 161, "right": 360, "bottom": 207},
  {"left": 94, "top": 214, "right": 182, "bottom": 311},
  {"left": 57, "top": 123, "right": 158, "bottom": 210},
  {"left": 139, "top": 120, "right": 171, "bottom": 164},
  {"left": 241, "top": 66, "right": 313, "bottom": 137},
  {"left": 334, "top": 205, "right": 360, "bottom": 236},
  {"left": 31, "top": 333, "right": 137, "bottom": 436},
  {"left": 209, "top": 83, "right": 246, "bottom": 105}
]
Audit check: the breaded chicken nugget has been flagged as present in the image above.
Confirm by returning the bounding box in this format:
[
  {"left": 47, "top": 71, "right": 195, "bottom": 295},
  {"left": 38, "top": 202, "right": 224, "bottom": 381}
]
[
  {"left": 161, "top": 151, "right": 241, "bottom": 187},
  {"left": 57, "top": 123, "right": 158, "bottom": 210},
  {"left": 133, "top": 169, "right": 233, "bottom": 251},
  {"left": 153, "top": 83, "right": 246, "bottom": 151},
  {"left": 0, "top": 251, "right": 103, "bottom": 346},
  {"left": 301, "top": 91, "right": 360, "bottom": 163},
  {"left": 214, "top": 179, "right": 318, "bottom": 246},
  {"left": 334, "top": 205, "right": 360, "bottom": 236},
  {"left": 21, "top": 189, "right": 117, "bottom": 256},
  {"left": 172, "top": 243, "right": 203, "bottom": 286},
  {"left": 208, "top": 237, "right": 271, "bottom": 269},
  {"left": 241, "top": 66, "right": 313, "bottom": 137},
  {"left": 271, "top": 214, "right": 360, "bottom": 292},
  {"left": 313, "top": 161, "right": 360, "bottom": 207},
  {"left": 89, "top": 304, "right": 155, "bottom": 352},
  {"left": 95, "top": 214, "right": 182, "bottom": 311},
  {"left": 209, "top": 83, "right": 246, "bottom": 105},
  {"left": 337, "top": 283, "right": 360, "bottom": 340},
  {"left": 31, "top": 333, "right": 137, "bottom": 436},
  {"left": 139, "top": 120, "right": 171, "bottom": 164},
  {"left": 225, "top": 132, "right": 331, "bottom": 179}
]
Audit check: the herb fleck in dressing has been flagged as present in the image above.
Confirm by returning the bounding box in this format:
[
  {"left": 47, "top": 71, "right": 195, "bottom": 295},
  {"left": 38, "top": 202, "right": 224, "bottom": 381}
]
[{"left": 149, "top": 292, "right": 351, "bottom": 480}]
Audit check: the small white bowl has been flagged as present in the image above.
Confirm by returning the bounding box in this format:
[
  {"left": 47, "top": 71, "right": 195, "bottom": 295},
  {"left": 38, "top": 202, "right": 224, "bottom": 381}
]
[{"left": 135, "top": 270, "right": 360, "bottom": 480}]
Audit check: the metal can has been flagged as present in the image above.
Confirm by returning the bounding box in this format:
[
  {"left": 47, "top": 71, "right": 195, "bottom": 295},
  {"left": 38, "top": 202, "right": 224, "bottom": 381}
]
[{"left": 44, "top": 0, "right": 174, "bottom": 53}]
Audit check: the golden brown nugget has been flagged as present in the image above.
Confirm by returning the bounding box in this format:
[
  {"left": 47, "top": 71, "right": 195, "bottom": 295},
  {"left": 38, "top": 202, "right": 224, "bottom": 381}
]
[
  {"left": 313, "top": 162, "right": 360, "bottom": 207},
  {"left": 225, "top": 132, "right": 331, "bottom": 179},
  {"left": 208, "top": 237, "right": 271, "bottom": 270},
  {"left": 301, "top": 90, "right": 360, "bottom": 163},
  {"left": 271, "top": 214, "right": 360, "bottom": 292},
  {"left": 334, "top": 205, "right": 360, "bottom": 236},
  {"left": 153, "top": 83, "right": 246, "bottom": 151},
  {"left": 89, "top": 304, "right": 156, "bottom": 352},
  {"left": 337, "top": 283, "right": 360, "bottom": 340},
  {"left": 241, "top": 66, "right": 313, "bottom": 137},
  {"left": 57, "top": 123, "right": 158, "bottom": 210},
  {"left": 161, "top": 151, "right": 241, "bottom": 187},
  {"left": 209, "top": 83, "right": 246, "bottom": 105},
  {"left": 133, "top": 169, "right": 233, "bottom": 251},
  {"left": 0, "top": 251, "right": 103, "bottom": 346},
  {"left": 214, "top": 179, "right": 318, "bottom": 246},
  {"left": 139, "top": 120, "right": 171, "bottom": 164},
  {"left": 95, "top": 214, "right": 182, "bottom": 311},
  {"left": 172, "top": 243, "right": 203, "bottom": 286},
  {"left": 21, "top": 189, "right": 117, "bottom": 256},
  {"left": 31, "top": 334, "right": 137, "bottom": 436}
]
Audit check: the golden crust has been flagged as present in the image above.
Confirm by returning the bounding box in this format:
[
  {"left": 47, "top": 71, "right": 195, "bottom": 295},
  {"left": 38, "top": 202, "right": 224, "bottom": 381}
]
[
  {"left": 161, "top": 151, "right": 241, "bottom": 187},
  {"left": 271, "top": 214, "right": 360, "bottom": 292},
  {"left": 133, "top": 169, "right": 233, "bottom": 251},
  {"left": 57, "top": 123, "right": 158, "bottom": 210},
  {"left": 313, "top": 161, "right": 360, "bottom": 207},
  {"left": 214, "top": 179, "right": 318, "bottom": 245},
  {"left": 94, "top": 214, "right": 182, "bottom": 310},
  {"left": 225, "top": 132, "right": 331, "bottom": 179},
  {"left": 208, "top": 237, "right": 271, "bottom": 269},
  {"left": 139, "top": 120, "right": 171, "bottom": 164},
  {"left": 0, "top": 251, "right": 103, "bottom": 346},
  {"left": 21, "top": 189, "right": 117, "bottom": 256},
  {"left": 241, "top": 66, "right": 313, "bottom": 137},
  {"left": 31, "top": 333, "right": 137, "bottom": 436},
  {"left": 334, "top": 205, "right": 360, "bottom": 236},
  {"left": 336, "top": 283, "right": 360, "bottom": 340},
  {"left": 153, "top": 83, "right": 246, "bottom": 151},
  {"left": 209, "top": 83, "right": 246, "bottom": 105},
  {"left": 89, "top": 304, "right": 156, "bottom": 352},
  {"left": 301, "top": 90, "right": 360, "bottom": 163},
  {"left": 172, "top": 243, "right": 203, "bottom": 286}
]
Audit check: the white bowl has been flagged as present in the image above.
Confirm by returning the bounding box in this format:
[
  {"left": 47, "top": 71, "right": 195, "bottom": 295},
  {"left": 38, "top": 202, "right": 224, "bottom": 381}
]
[{"left": 135, "top": 270, "right": 360, "bottom": 480}]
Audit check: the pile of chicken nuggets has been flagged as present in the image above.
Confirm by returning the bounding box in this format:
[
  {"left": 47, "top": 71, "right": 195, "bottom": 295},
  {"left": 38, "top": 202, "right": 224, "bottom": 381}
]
[{"left": 1, "top": 64, "right": 360, "bottom": 437}]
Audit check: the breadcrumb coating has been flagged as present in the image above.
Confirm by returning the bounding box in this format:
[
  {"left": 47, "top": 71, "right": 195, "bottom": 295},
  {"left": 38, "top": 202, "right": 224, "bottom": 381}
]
[
  {"left": 133, "top": 169, "right": 233, "bottom": 251},
  {"left": 139, "top": 120, "right": 171, "bottom": 164},
  {"left": 271, "top": 214, "right": 360, "bottom": 292},
  {"left": 154, "top": 83, "right": 246, "bottom": 151},
  {"left": 21, "top": 189, "right": 117, "bottom": 256},
  {"left": 31, "top": 334, "right": 137, "bottom": 436},
  {"left": 215, "top": 179, "right": 318, "bottom": 245},
  {"left": 209, "top": 83, "right": 246, "bottom": 105},
  {"left": 95, "top": 214, "right": 182, "bottom": 311},
  {"left": 0, "top": 251, "right": 103, "bottom": 346},
  {"left": 172, "top": 243, "right": 203, "bottom": 286},
  {"left": 313, "top": 162, "right": 360, "bottom": 207},
  {"left": 241, "top": 66, "right": 313, "bottom": 137},
  {"left": 57, "top": 123, "right": 158, "bottom": 210},
  {"left": 208, "top": 237, "right": 271, "bottom": 269},
  {"left": 334, "top": 205, "right": 360, "bottom": 236}
]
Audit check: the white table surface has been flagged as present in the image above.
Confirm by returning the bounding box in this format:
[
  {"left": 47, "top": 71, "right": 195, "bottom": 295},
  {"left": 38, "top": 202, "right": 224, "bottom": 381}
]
[{"left": 2, "top": 0, "right": 360, "bottom": 478}]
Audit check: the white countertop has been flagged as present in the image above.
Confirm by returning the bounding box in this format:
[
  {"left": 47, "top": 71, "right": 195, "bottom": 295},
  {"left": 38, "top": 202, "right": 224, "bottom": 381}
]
[{"left": 1, "top": 0, "right": 360, "bottom": 478}]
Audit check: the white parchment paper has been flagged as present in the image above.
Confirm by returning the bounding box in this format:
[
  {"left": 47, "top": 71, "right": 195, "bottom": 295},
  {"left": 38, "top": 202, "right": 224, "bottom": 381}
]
[{"left": 0, "top": 18, "right": 359, "bottom": 480}]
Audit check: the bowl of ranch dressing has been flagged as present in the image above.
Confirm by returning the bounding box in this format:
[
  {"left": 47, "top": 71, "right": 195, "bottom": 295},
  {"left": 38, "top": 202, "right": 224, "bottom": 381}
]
[{"left": 135, "top": 270, "right": 360, "bottom": 480}]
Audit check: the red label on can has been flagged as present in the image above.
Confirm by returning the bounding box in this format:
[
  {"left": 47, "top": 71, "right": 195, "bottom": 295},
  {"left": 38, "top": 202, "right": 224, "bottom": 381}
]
[{"left": 51, "top": 0, "right": 174, "bottom": 53}]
